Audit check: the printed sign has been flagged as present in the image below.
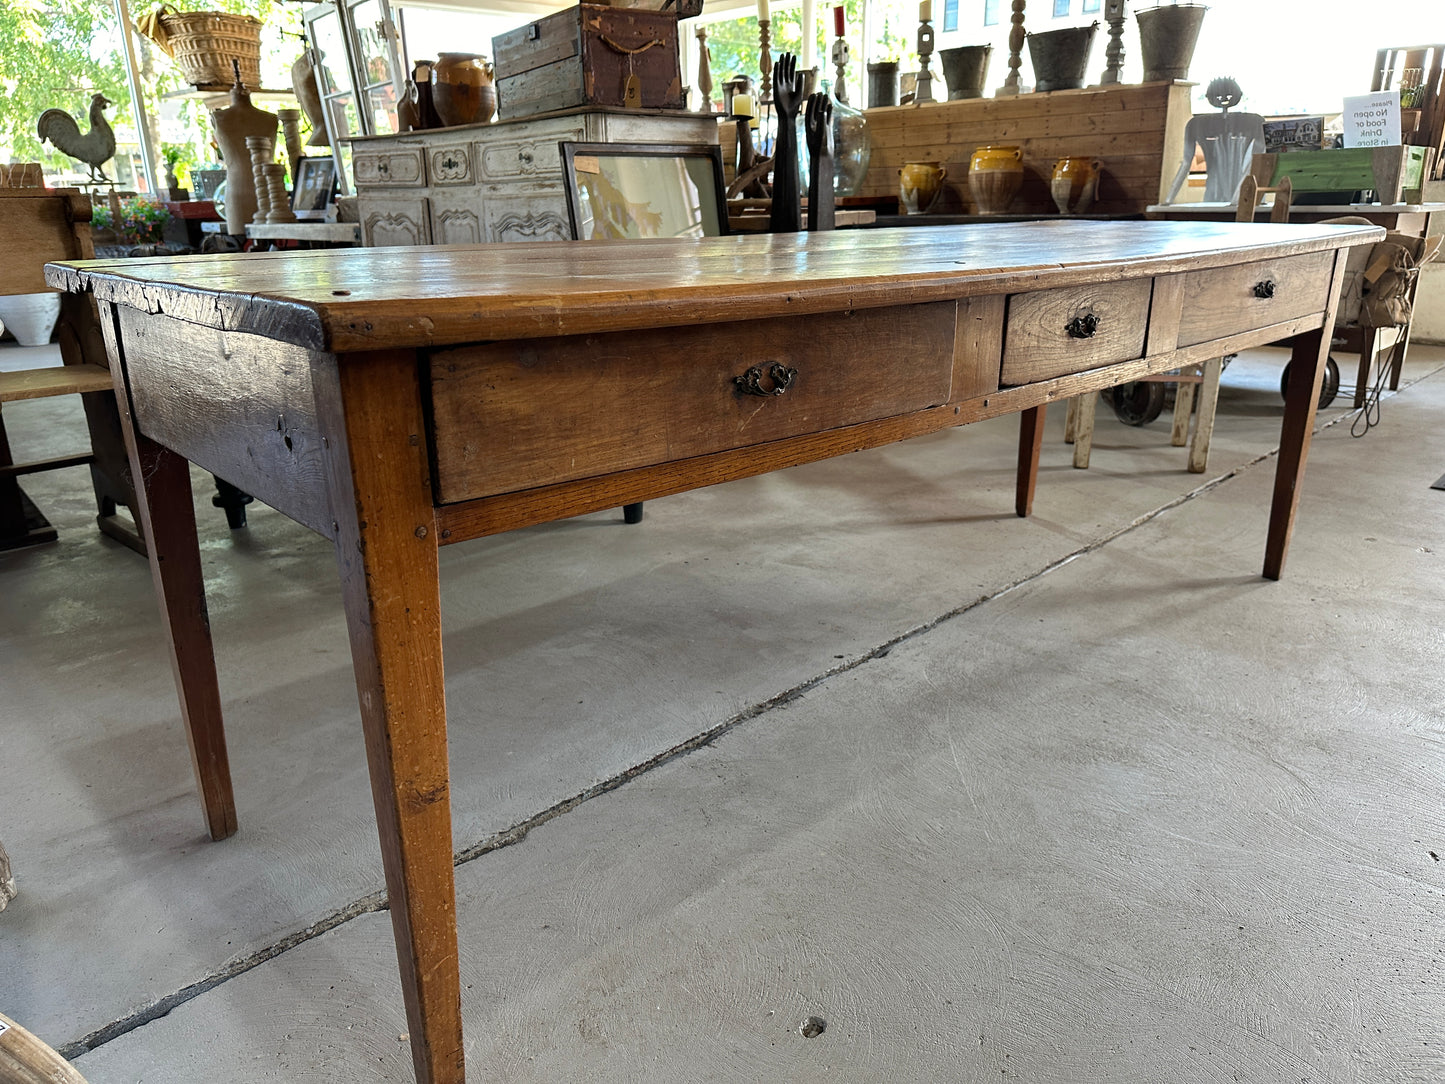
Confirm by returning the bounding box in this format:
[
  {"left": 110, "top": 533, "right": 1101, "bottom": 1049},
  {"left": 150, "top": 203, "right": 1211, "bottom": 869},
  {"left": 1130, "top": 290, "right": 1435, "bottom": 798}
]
[{"left": 1342, "top": 91, "right": 1401, "bottom": 148}]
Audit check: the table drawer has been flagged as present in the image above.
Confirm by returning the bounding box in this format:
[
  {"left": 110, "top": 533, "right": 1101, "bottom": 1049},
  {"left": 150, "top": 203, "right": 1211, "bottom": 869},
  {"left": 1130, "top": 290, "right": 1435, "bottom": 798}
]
[
  {"left": 1176, "top": 250, "right": 1334, "bottom": 347},
  {"left": 1000, "top": 278, "right": 1152, "bottom": 385},
  {"left": 428, "top": 303, "right": 956, "bottom": 502},
  {"left": 353, "top": 146, "right": 426, "bottom": 188}
]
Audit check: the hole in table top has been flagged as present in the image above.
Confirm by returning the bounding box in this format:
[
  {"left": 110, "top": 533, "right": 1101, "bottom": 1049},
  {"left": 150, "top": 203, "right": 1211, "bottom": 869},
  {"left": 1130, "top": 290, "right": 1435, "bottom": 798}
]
[{"left": 332, "top": 290, "right": 351, "bottom": 296}]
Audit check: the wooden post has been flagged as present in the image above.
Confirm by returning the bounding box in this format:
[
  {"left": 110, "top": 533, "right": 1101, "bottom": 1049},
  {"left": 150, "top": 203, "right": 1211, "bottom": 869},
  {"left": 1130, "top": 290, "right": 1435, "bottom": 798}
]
[
  {"left": 999, "top": 0, "right": 1026, "bottom": 96},
  {"left": 98, "top": 302, "right": 236, "bottom": 841},
  {"left": 1263, "top": 250, "right": 1349, "bottom": 580},
  {"left": 1016, "top": 402, "right": 1045, "bottom": 516},
  {"left": 314, "top": 349, "right": 465, "bottom": 1084}
]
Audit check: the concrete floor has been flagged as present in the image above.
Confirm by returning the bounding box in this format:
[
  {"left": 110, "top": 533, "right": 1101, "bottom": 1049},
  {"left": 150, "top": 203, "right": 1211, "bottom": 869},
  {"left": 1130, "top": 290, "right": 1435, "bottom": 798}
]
[{"left": 2, "top": 339, "right": 1443, "bottom": 1082}]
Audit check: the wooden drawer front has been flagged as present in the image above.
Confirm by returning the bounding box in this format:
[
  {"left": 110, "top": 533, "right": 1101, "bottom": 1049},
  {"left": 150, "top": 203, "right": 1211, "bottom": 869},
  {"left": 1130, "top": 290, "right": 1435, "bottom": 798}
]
[
  {"left": 1000, "top": 278, "right": 1152, "bottom": 385},
  {"left": 429, "top": 144, "right": 473, "bottom": 186},
  {"left": 428, "top": 303, "right": 956, "bottom": 502},
  {"left": 430, "top": 195, "right": 482, "bottom": 246},
  {"left": 477, "top": 127, "right": 580, "bottom": 183},
  {"left": 360, "top": 197, "right": 431, "bottom": 247},
  {"left": 482, "top": 195, "right": 570, "bottom": 243},
  {"left": 1176, "top": 250, "right": 1334, "bottom": 347},
  {"left": 353, "top": 147, "right": 426, "bottom": 188}
]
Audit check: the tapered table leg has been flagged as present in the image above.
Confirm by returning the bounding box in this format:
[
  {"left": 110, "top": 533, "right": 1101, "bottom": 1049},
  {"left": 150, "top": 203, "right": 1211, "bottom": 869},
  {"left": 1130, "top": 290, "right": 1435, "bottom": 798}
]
[
  {"left": 100, "top": 305, "right": 235, "bottom": 840},
  {"left": 315, "top": 349, "right": 465, "bottom": 1084},
  {"left": 1265, "top": 251, "right": 1348, "bottom": 581},
  {"left": 1016, "top": 403, "right": 1047, "bottom": 517},
  {"left": 1265, "top": 327, "right": 1328, "bottom": 581}
]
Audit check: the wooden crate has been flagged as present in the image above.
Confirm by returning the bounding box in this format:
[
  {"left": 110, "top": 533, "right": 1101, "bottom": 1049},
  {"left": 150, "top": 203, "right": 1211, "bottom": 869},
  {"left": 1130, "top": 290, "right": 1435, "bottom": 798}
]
[
  {"left": 493, "top": 4, "right": 683, "bottom": 120},
  {"left": 827, "top": 81, "right": 1191, "bottom": 216},
  {"left": 1255, "top": 146, "right": 1432, "bottom": 203}
]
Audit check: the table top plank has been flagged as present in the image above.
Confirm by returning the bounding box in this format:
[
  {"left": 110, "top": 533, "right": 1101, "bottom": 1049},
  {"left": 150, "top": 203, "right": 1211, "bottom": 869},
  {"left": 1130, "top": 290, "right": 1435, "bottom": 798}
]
[{"left": 46, "top": 221, "right": 1380, "bottom": 354}]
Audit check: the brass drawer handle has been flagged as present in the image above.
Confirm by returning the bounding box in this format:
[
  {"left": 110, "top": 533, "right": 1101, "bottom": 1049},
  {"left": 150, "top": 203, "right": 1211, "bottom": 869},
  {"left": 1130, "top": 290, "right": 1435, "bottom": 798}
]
[
  {"left": 735, "top": 362, "right": 798, "bottom": 397},
  {"left": 1254, "top": 280, "right": 1277, "bottom": 299},
  {"left": 1065, "top": 313, "right": 1099, "bottom": 339}
]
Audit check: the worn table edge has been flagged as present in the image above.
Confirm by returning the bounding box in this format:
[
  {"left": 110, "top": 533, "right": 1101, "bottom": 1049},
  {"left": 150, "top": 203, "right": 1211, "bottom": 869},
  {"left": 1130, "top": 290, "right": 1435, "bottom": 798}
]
[{"left": 43, "top": 222, "right": 1384, "bottom": 356}]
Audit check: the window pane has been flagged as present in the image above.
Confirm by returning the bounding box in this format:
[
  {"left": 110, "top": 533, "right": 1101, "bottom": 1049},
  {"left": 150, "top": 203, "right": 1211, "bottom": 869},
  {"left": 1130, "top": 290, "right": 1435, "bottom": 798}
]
[
  {"left": 351, "top": 0, "right": 395, "bottom": 88},
  {"left": 1053, "top": 0, "right": 1070, "bottom": 15},
  {"left": 984, "top": 0, "right": 999, "bottom": 25},
  {"left": 310, "top": 12, "right": 351, "bottom": 97},
  {"left": 943, "top": 0, "right": 959, "bottom": 32},
  {"left": 1082, "top": 0, "right": 1101, "bottom": 11}
]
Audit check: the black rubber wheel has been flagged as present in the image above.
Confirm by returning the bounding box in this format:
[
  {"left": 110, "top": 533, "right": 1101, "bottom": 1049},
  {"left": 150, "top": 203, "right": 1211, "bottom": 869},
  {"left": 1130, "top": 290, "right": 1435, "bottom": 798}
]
[
  {"left": 1279, "top": 355, "right": 1340, "bottom": 409},
  {"left": 1105, "top": 381, "right": 1168, "bottom": 426}
]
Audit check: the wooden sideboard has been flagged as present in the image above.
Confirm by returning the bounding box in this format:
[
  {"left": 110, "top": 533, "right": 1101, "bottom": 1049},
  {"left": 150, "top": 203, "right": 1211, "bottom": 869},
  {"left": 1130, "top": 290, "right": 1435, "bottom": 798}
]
[
  {"left": 49, "top": 219, "right": 1380, "bottom": 1083},
  {"left": 349, "top": 107, "right": 718, "bottom": 246}
]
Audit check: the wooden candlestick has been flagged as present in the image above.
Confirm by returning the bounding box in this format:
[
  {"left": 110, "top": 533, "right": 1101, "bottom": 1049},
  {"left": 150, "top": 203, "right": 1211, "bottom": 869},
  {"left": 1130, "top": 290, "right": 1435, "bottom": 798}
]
[
  {"left": 1100, "top": 0, "right": 1125, "bottom": 85},
  {"left": 831, "top": 34, "right": 851, "bottom": 103},
  {"left": 759, "top": 19, "right": 773, "bottom": 103},
  {"left": 915, "top": 19, "right": 936, "bottom": 103},
  {"left": 999, "top": 0, "right": 1026, "bottom": 96},
  {"left": 696, "top": 26, "right": 714, "bottom": 111}
]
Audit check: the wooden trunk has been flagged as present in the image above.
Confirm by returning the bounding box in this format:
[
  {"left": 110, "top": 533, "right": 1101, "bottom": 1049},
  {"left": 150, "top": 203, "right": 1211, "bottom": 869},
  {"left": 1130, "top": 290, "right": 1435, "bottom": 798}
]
[{"left": 493, "top": 4, "right": 683, "bottom": 120}]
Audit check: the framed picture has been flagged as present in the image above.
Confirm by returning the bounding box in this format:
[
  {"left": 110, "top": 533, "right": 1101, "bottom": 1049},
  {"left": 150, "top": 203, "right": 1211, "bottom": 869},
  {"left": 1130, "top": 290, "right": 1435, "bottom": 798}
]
[
  {"left": 291, "top": 156, "right": 338, "bottom": 220},
  {"left": 558, "top": 142, "right": 730, "bottom": 241}
]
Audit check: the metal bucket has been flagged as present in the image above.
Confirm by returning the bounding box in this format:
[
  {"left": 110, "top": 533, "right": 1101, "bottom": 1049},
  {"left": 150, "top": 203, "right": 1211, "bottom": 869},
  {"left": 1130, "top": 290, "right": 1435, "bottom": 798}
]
[
  {"left": 939, "top": 45, "right": 992, "bottom": 100},
  {"left": 867, "top": 61, "right": 899, "bottom": 107},
  {"left": 1027, "top": 24, "right": 1097, "bottom": 93},
  {"left": 1136, "top": 5, "right": 1207, "bottom": 82}
]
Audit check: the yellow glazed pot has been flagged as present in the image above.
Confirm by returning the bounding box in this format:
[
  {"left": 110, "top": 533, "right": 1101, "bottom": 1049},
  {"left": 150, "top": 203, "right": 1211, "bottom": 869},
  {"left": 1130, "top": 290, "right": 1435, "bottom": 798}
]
[
  {"left": 432, "top": 52, "right": 496, "bottom": 127},
  {"left": 967, "top": 144, "right": 1023, "bottom": 215},
  {"left": 899, "top": 161, "right": 948, "bottom": 214},
  {"left": 1051, "top": 156, "right": 1102, "bottom": 214}
]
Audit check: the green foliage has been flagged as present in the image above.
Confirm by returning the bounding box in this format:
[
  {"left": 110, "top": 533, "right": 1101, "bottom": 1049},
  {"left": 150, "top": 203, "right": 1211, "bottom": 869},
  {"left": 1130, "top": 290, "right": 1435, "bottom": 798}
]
[
  {"left": 702, "top": 0, "right": 915, "bottom": 91},
  {"left": 0, "top": 0, "right": 131, "bottom": 169},
  {"left": 93, "top": 195, "right": 170, "bottom": 242},
  {"left": 0, "top": 0, "right": 302, "bottom": 182}
]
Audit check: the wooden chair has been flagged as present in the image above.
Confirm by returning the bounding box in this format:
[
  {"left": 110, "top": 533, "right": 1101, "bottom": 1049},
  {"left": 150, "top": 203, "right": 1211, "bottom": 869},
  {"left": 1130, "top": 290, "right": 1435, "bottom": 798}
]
[
  {"left": 0, "top": 188, "right": 141, "bottom": 552},
  {"left": 1064, "top": 176, "right": 1292, "bottom": 474}
]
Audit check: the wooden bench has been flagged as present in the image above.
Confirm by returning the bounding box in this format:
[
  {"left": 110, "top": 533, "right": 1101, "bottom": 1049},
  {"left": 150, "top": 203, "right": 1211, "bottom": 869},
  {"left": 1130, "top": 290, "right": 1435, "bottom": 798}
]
[{"left": 0, "top": 188, "right": 141, "bottom": 551}]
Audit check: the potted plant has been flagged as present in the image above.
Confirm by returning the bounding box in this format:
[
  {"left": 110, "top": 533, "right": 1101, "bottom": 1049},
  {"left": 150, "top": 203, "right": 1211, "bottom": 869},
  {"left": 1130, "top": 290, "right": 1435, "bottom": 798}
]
[
  {"left": 116, "top": 197, "right": 171, "bottom": 245},
  {"left": 161, "top": 145, "right": 187, "bottom": 198}
]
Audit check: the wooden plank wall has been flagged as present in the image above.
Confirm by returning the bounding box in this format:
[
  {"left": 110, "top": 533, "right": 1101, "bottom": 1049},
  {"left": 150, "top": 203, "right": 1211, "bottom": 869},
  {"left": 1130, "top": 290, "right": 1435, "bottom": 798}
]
[
  {"left": 858, "top": 81, "right": 1192, "bottom": 214},
  {"left": 720, "top": 81, "right": 1191, "bottom": 215}
]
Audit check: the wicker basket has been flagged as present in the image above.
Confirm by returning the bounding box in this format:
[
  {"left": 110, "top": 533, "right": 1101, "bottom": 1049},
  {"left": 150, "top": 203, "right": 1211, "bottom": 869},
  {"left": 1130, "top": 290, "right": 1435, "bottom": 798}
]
[{"left": 159, "top": 9, "right": 263, "bottom": 88}]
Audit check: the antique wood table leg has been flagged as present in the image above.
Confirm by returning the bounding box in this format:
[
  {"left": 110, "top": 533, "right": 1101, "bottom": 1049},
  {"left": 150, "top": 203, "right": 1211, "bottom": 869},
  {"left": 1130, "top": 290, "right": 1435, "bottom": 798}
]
[
  {"left": 1264, "top": 326, "right": 1329, "bottom": 581},
  {"left": 314, "top": 349, "right": 465, "bottom": 1084},
  {"left": 1264, "top": 251, "right": 1348, "bottom": 581},
  {"left": 100, "top": 306, "right": 236, "bottom": 840},
  {"left": 1016, "top": 403, "right": 1046, "bottom": 517}
]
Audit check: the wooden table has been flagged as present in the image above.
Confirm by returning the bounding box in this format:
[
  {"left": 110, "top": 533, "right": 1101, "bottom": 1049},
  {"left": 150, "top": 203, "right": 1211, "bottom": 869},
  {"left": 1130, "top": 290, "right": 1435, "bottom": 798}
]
[
  {"left": 1149, "top": 203, "right": 1443, "bottom": 406},
  {"left": 48, "top": 220, "right": 1379, "bottom": 1084}
]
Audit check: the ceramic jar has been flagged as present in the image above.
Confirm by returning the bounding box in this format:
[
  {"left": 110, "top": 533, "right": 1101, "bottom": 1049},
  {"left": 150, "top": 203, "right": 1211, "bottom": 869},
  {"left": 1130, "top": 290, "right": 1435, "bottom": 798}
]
[
  {"left": 899, "top": 161, "right": 948, "bottom": 214},
  {"left": 968, "top": 145, "right": 1023, "bottom": 215},
  {"left": 432, "top": 52, "right": 496, "bottom": 127},
  {"left": 1051, "top": 156, "right": 1101, "bottom": 214}
]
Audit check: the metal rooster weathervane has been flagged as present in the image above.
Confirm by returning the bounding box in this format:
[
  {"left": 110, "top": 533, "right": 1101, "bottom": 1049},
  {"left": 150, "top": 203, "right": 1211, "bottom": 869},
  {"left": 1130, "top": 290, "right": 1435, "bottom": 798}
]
[{"left": 37, "top": 93, "right": 117, "bottom": 183}]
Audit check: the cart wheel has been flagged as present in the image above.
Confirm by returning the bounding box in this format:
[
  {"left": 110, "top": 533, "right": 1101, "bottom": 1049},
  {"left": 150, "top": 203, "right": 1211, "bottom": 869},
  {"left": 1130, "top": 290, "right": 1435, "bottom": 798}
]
[
  {"left": 1279, "top": 355, "right": 1340, "bottom": 408},
  {"left": 1105, "top": 381, "right": 1167, "bottom": 426}
]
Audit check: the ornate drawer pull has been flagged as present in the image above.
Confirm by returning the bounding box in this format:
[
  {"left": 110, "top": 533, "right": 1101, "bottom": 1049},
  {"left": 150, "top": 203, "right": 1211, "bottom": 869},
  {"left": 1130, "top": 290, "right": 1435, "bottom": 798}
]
[
  {"left": 518, "top": 149, "right": 534, "bottom": 164},
  {"left": 1254, "top": 280, "right": 1277, "bottom": 299},
  {"left": 1065, "top": 313, "right": 1099, "bottom": 339},
  {"left": 735, "top": 362, "right": 798, "bottom": 397}
]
